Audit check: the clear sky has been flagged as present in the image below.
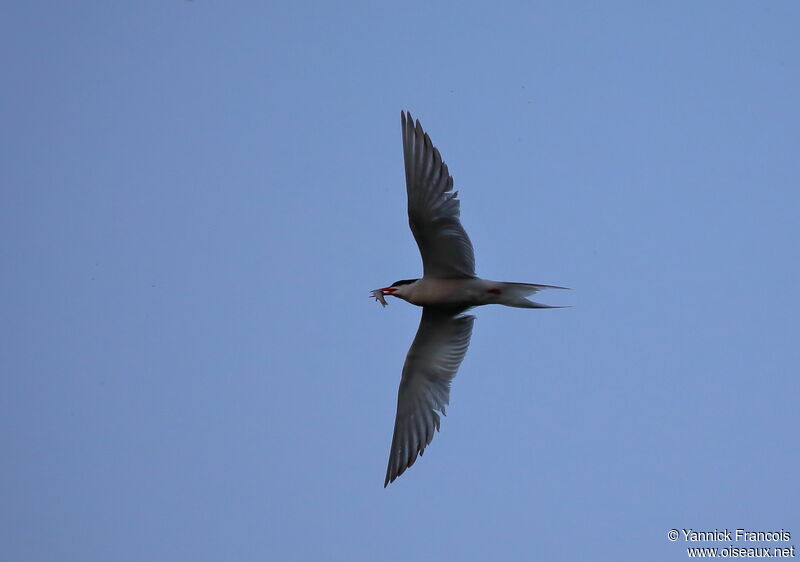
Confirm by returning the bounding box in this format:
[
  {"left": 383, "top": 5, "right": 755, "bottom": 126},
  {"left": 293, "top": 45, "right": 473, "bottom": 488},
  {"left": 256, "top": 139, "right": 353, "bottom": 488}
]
[{"left": 2, "top": 2, "right": 798, "bottom": 561}]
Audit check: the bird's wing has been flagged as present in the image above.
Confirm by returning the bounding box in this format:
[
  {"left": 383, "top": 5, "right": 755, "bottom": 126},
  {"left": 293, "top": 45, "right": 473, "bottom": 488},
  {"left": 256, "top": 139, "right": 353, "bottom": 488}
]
[
  {"left": 401, "top": 111, "right": 476, "bottom": 279},
  {"left": 385, "top": 307, "right": 475, "bottom": 486}
]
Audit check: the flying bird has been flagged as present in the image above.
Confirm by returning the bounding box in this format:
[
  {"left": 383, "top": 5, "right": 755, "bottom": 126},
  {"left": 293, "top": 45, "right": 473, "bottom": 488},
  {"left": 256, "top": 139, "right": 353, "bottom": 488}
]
[{"left": 374, "top": 111, "right": 567, "bottom": 487}]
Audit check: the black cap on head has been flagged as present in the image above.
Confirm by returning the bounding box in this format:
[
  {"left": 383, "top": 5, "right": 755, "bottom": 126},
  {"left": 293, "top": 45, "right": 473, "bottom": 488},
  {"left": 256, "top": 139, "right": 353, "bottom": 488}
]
[{"left": 391, "top": 279, "right": 418, "bottom": 287}]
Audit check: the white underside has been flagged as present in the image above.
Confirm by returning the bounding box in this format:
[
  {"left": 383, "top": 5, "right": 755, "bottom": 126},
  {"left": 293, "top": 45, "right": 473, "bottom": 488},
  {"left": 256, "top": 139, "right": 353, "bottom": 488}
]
[
  {"left": 394, "top": 277, "right": 560, "bottom": 309},
  {"left": 402, "top": 278, "right": 489, "bottom": 307}
]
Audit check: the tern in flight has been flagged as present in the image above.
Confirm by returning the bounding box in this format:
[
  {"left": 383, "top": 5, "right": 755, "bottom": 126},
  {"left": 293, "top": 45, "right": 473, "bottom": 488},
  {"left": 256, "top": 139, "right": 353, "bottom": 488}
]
[{"left": 373, "top": 111, "right": 567, "bottom": 487}]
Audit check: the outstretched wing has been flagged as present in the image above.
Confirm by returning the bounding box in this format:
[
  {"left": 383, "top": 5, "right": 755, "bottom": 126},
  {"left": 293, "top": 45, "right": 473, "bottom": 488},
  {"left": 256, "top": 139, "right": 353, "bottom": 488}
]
[
  {"left": 401, "top": 111, "right": 475, "bottom": 279},
  {"left": 385, "top": 308, "right": 475, "bottom": 486}
]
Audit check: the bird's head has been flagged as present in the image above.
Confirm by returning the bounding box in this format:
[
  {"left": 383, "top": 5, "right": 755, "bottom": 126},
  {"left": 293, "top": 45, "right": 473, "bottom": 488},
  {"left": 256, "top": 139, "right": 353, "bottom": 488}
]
[{"left": 371, "top": 278, "right": 419, "bottom": 306}]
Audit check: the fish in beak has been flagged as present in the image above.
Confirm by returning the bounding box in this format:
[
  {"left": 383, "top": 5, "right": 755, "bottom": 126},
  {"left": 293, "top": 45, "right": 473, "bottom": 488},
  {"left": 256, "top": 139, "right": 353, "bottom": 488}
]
[{"left": 370, "top": 287, "right": 397, "bottom": 307}]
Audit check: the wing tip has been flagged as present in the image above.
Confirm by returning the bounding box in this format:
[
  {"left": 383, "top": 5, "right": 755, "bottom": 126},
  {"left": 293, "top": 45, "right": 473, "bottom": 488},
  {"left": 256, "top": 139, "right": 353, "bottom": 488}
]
[
  {"left": 384, "top": 465, "right": 399, "bottom": 487},
  {"left": 400, "top": 109, "right": 424, "bottom": 137}
]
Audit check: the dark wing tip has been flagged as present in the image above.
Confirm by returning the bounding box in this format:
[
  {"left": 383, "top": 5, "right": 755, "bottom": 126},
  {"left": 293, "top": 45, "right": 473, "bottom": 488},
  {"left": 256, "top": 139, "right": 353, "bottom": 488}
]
[
  {"left": 384, "top": 439, "right": 429, "bottom": 488},
  {"left": 384, "top": 460, "right": 401, "bottom": 487}
]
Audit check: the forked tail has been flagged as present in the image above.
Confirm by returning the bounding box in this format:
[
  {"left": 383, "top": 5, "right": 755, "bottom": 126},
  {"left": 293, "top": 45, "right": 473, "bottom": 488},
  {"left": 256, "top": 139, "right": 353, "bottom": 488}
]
[{"left": 494, "top": 282, "right": 569, "bottom": 309}]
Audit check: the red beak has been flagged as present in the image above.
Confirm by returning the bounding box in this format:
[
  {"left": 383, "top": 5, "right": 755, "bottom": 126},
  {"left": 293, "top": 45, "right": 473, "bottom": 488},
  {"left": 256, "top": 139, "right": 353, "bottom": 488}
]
[{"left": 380, "top": 287, "right": 397, "bottom": 295}]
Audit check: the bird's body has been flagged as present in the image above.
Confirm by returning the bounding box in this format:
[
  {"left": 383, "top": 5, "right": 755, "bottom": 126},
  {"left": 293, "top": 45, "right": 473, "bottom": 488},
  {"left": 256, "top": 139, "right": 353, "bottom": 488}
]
[
  {"left": 374, "top": 111, "right": 566, "bottom": 487},
  {"left": 391, "top": 277, "right": 565, "bottom": 309}
]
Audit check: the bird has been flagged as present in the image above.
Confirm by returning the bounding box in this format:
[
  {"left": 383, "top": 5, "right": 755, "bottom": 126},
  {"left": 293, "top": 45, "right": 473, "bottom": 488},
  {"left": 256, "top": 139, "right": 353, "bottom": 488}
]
[{"left": 373, "top": 111, "right": 567, "bottom": 487}]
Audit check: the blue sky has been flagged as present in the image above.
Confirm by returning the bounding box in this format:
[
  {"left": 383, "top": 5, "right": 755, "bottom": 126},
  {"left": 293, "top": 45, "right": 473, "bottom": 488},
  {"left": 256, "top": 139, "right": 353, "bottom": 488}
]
[{"left": 2, "top": 2, "right": 798, "bottom": 561}]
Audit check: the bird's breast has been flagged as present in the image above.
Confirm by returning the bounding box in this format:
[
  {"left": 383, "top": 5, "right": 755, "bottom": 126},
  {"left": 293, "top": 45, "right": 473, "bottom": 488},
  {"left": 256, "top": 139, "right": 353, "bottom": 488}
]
[{"left": 405, "top": 278, "right": 488, "bottom": 307}]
